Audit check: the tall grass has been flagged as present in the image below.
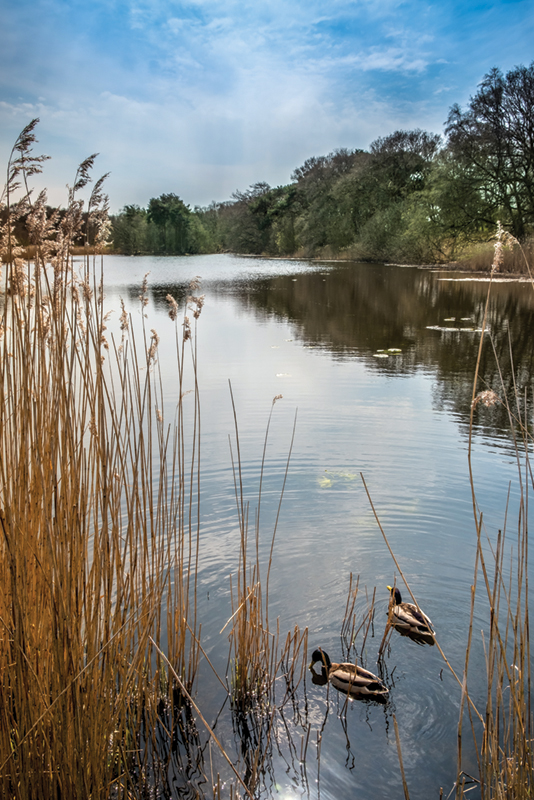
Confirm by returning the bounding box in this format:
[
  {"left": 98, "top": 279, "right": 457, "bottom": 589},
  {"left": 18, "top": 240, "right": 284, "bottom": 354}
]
[
  {"left": 455, "top": 225, "right": 533, "bottom": 798},
  {"left": 223, "top": 387, "right": 309, "bottom": 795},
  {"left": 0, "top": 121, "right": 313, "bottom": 799},
  {"left": 0, "top": 121, "right": 202, "bottom": 797},
  {"left": 455, "top": 236, "right": 534, "bottom": 277}
]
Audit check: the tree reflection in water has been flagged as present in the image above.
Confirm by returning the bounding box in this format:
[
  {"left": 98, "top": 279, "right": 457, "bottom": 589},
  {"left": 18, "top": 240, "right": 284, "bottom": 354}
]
[{"left": 224, "top": 263, "right": 534, "bottom": 443}]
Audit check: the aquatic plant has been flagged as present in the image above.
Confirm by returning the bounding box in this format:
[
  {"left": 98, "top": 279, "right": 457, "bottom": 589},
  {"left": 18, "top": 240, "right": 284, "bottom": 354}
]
[
  {"left": 455, "top": 227, "right": 533, "bottom": 799},
  {"left": 223, "top": 387, "right": 309, "bottom": 794},
  {"left": 0, "top": 121, "right": 203, "bottom": 798}
]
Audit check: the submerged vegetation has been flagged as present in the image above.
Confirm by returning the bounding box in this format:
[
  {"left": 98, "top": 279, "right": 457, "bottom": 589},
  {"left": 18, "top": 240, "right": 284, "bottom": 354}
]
[
  {"left": 110, "top": 62, "right": 534, "bottom": 267},
  {"left": 1, "top": 119, "right": 533, "bottom": 798}
]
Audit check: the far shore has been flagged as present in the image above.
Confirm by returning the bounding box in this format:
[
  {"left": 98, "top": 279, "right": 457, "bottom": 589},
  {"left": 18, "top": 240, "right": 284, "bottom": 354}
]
[{"left": 10, "top": 244, "right": 532, "bottom": 280}]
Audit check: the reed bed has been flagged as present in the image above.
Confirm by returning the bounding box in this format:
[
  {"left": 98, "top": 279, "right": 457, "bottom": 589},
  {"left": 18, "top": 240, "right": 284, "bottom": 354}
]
[
  {"left": 454, "top": 227, "right": 533, "bottom": 799},
  {"left": 0, "top": 121, "right": 202, "bottom": 798},
  {"left": 0, "top": 121, "right": 313, "bottom": 799},
  {"left": 455, "top": 236, "right": 534, "bottom": 277}
]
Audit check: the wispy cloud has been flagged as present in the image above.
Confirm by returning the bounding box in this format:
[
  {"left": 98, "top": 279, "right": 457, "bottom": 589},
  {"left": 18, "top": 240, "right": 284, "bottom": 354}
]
[{"left": 1, "top": 0, "right": 533, "bottom": 210}]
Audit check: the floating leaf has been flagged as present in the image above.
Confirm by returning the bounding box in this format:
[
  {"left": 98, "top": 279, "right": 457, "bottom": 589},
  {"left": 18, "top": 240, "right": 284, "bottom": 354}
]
[{"left": 319, "top": 469, "right": 358, "bottom": 489}]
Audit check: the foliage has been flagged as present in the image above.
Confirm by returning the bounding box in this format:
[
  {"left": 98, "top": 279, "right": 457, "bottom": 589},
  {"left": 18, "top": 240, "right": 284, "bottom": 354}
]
[
  {"left": 111, "top": 195, "right": 220, "bottom": 255},
  {"left": 108, "top": 62, "right": 534, "bottom": 265},
  {"left": 445, "top": 62, "right": 534, "bottom": 240}
]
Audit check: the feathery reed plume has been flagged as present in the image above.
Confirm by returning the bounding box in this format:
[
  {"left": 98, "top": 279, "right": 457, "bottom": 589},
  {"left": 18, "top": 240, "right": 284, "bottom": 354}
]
[{"left": 0, "top": 123, "right": 202, "bottom": 798}]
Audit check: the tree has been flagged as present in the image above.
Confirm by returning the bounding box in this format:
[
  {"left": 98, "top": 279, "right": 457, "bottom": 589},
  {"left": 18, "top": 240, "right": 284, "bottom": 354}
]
[
  {"left": 445, "top": 63, "right": 534, "bottom": 239},
  {"left": 290, "top": 149, "right": 372, "bottom": 252},
  {"left": 218, "top": 183, "right": 273, "bottom": 253},
  {"left": 111, "top": 205, "right": 149, "bottom": 254},
  {"left": 367, "top": 129, "right": 442, "bottom": 208},
  {"left": 147, "top": 193, "right": 191, "bottom": 254}
]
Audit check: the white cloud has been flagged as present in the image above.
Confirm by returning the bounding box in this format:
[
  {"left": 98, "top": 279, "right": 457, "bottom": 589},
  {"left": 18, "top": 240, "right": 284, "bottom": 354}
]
[{"left": 2, "top": 0, "right": 534, "bottom": 213}]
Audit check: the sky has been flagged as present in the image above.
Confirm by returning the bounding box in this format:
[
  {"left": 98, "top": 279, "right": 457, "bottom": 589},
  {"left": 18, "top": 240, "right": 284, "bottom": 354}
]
[{"left": 1, "top": 0, "right": 533, "bottom": 212}]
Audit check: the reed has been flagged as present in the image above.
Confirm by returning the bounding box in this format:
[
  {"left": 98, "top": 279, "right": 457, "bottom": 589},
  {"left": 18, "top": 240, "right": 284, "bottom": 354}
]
[
  {"left": 455, "top": 225, "right": 533, "bottom": 798},
  {"left": 340, "top": 573, "right": 377, "bottom": 662},
  {"left": 0, "top": 121, "right": 202, "bottom": 797},
  {"left": 222, "top": 388, "right": 309, "bottom": 794},
  {"left": 455, "top": 235, "right": 534, "bottom": 276}
]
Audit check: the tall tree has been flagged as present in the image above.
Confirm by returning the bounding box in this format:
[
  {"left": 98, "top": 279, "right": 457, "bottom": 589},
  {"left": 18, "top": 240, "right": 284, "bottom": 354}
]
[
  {"left": 147, "top": 193, "right": 191, "bottom": 254},
  {"left": 445, "top": 63, "right": 534, "bottom": 239},
  {"left": 367, "top": 129, "right": 442, "bottom": 208},
  {"left": 111, "top": 204, "right": 149, "bottom": 254}
]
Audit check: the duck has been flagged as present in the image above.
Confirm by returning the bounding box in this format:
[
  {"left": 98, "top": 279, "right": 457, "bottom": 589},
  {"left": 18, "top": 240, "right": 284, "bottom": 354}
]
[
  {"left": 387, "top": 585, "right": 434, "bottom": 637},
  {"left": 309, "top": 648, "right": 389, "bottom": 698}
]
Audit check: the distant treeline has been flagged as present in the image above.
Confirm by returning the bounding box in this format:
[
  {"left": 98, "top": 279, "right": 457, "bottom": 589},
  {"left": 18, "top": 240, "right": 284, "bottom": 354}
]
[{"left": 111, "top": 62, "right": 534, "bottom": 263}]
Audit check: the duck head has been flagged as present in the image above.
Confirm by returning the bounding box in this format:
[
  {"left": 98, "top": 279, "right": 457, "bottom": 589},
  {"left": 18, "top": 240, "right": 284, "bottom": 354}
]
[
  {"left": 387, "top": 585, "right": 402, "bottom": 604},
  {"left": 309, "top": 648, "right": 331, "bottom": 671}
]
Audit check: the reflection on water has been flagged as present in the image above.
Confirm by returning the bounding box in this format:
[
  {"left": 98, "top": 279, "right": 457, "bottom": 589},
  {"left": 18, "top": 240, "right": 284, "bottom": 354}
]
[
  {"left": 225, "top": 262, "right": 534, "bottom": 442},
  {"left": 101, "top": 254, "right": 532, "bottom": 799}
]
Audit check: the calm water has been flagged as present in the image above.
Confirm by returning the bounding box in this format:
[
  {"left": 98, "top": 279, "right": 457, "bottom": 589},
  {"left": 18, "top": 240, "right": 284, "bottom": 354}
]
[{"left": 100, "top": 253, "right": 534, "bottom": 799}]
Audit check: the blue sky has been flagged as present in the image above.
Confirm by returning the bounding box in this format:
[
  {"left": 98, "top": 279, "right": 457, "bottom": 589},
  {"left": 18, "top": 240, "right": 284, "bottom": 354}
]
[{"left": 1, "top": 0, "right": 533, "bottom": 211}]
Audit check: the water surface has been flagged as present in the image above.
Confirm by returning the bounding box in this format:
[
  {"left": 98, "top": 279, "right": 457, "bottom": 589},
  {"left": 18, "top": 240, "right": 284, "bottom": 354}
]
[{"left": 101, "top": 253, "right": 534, "bottom": 799}]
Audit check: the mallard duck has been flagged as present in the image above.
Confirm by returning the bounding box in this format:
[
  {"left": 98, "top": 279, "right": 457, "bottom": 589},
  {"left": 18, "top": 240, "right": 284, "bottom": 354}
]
[
  {"left": 387, "top": 586, "right": 434, "bottom": 637},
  {"left": 309, "top": 648, "right": 388, "bottom": 698}
]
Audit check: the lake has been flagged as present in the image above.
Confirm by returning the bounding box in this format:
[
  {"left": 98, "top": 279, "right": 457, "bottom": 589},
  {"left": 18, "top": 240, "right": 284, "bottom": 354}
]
[{"left": 100, "top": 253, "right": 534, "bottom": 799}]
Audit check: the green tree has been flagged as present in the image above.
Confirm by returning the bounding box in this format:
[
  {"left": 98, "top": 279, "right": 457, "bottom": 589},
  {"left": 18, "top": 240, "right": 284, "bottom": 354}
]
[
  {"left": 330, "top": 130, "right": 441, "bottom": 260},
  {"left": 111, "top": 205, "right": 149, "bottom": 254},
  {"left": 147, "top": 193, "right": 191, "bottom": 254},
  {"left": 218, "top": 183, "right": 272, "bottom": 253},
  {"left": 366, "top": 129, "right": 442, "bottom": 210},
  {"left": 291, "top": 149, "right": 371, "bottom": 252},
  {"left": 445, "top": 62, "right": 534, "bottom": 239}
]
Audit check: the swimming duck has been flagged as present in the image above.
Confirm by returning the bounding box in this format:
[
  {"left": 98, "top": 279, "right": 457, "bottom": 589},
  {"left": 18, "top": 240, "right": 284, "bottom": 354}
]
[
  {"left": 387, "top": 586, "right": 434, "bottom": 637},
  {"left": 309, "top": 648, "right": 389, "bottom": 698}
]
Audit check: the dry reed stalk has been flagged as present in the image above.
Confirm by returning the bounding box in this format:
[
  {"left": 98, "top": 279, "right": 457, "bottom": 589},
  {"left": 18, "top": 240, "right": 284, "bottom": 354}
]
[
  {"left": 223, "top": 386, "right": 309, "bottom": 794},
  {"left": 225, "top": 386, "right": 298, "bottom": 709},
  {"left": 0, "top": 122, "right": 202, "bottom": 798},
  {"left": 340, "top": 573, "right": 378, "bottom": 666},
  {"left": 394, "top": 713, "right": 411, "bottom": 800},
  {"left": 455, "top": 225, "right": 533, "bottom": 799}
]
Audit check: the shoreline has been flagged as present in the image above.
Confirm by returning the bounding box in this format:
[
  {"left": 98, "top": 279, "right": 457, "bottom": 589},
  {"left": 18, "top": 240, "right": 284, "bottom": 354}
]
[
  {"left": 13, "top": 247, "right": 531, "bottom": 281},
  {"left": 233, "top": 252, "right": 532, "bottom": 280}
]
